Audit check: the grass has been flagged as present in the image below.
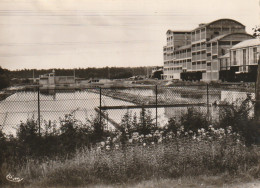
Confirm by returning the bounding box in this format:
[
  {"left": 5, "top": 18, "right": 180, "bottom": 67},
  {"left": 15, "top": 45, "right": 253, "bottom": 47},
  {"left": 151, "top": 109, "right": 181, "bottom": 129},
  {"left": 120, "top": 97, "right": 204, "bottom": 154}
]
[{"left": 9, "top": 136, "right": 259, "bottom": 187}]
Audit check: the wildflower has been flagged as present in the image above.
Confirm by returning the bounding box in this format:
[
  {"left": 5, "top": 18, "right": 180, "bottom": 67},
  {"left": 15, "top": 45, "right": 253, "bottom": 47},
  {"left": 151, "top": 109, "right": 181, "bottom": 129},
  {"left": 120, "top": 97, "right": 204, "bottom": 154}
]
[
  {"left": 143, "top": 143, "right": 146, "bottom": 147},
  {"left": 133, "top": 132, "right": 139, "bottom": 137},
  {"left": 100, "top": 142, "right": 105, "bottom": 147},
  {"left": 128, "top": 139, "right": 133, "bottom": 143},
  {"left": 219, "top": 128, "right": 225, "bottom": 134},
  {"left": 96, "top": 146, "right": 101, "bottom": 152},
  {"left": 151, "top": 142, "right": 155, "bottom": 145},
  {"left": 227, "top": 129, "right": 231, "bottom": 134},
  {"left": 106, "top": 145, "right": 110, "bottom": 151},
  {"left": 192, "top": 135, "right": 196, "bottom": 140}
]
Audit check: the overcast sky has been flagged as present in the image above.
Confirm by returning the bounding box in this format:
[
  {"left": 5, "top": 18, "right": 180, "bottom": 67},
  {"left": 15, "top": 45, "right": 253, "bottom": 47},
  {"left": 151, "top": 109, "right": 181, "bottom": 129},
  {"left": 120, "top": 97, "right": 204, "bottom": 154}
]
[{"left": 0, "top": 0, "right": 259, "bottom": 70}]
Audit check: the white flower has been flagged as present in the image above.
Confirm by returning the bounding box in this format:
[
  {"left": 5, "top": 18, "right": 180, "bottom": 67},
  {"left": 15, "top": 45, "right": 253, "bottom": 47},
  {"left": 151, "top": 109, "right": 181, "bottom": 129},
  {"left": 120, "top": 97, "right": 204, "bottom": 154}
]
[
  {"left": 128, "top": 139, "right": 133, "bottom": 143},
  {"left": 100, "top": 142, "right": 105, "bottom": 147},
  {"left": 143, "top": 143, "right": 146, "bottom": 146},
  {"left": 106, "top": 145, "right": 110, "bottom": 150}
]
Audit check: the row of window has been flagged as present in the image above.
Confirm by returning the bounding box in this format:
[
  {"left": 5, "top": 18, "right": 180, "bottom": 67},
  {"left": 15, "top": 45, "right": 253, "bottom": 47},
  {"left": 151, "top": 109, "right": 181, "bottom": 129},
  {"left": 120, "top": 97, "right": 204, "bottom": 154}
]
[
  {"left": 164, "top": 67, "right": 183, "bottom": 71},
  {"left": 164, "top": 59, "right": 192, "bottom": 65},
  {"left": 232, "top": 47, "right": 258, "bottom": 66}
]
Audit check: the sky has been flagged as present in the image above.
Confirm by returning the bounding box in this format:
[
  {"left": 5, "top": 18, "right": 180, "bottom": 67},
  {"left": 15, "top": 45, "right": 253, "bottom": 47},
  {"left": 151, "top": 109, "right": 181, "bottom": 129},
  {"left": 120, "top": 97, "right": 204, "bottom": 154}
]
[{"left": 0, "top": 0, "right": 259, "bottom": 70}]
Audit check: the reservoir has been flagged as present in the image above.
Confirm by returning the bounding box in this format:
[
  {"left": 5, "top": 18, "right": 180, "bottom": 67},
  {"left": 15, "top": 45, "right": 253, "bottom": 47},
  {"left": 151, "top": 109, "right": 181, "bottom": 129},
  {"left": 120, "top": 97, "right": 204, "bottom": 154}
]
[{"left": 0, "top": 87, "right": 254, "bottom": 135}]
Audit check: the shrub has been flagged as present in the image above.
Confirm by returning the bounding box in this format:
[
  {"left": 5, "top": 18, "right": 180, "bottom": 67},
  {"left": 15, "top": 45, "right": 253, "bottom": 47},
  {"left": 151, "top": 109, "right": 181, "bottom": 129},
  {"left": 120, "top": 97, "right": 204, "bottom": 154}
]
[{"left": 218, "top": 94, "right": 258, "bottom": 145}]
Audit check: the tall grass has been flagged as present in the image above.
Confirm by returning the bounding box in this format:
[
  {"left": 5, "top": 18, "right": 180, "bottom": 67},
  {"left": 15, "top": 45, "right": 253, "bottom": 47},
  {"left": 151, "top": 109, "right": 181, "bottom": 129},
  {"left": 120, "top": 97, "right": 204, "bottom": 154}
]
[{"left": 18, "top": 132, "right": 259, "bottom": 187}]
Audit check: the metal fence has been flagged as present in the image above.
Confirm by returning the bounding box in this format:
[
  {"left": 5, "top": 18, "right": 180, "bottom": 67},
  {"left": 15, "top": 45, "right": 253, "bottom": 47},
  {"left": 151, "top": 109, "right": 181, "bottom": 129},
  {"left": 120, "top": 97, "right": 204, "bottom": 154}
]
[{"left": 0, "top": 83, "right": 256, "bottom": 135}]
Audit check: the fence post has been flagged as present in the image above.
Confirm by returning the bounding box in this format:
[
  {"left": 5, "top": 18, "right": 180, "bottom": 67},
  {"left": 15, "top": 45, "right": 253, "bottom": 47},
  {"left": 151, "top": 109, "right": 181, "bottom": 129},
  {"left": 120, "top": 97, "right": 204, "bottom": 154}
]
[
  {"left": 155, "top": 85, "right": 158, "bottom": 127},
  {"left": 99, "top": 87, "right": 102, "bottom": 125},
  {"left": 37, "top": 86, "right": 41, "bottom": 136},
  {"left": 206, "top": 83, "right": 209, "bottom": 116}
]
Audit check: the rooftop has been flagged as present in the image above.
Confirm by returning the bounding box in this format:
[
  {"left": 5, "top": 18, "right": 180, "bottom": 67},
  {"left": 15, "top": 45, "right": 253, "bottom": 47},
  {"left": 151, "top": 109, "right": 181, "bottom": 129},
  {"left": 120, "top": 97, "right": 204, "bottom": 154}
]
[
  {"left": 193, "top": 18, "right": 245, "bottom": 31},
  {"left": 208, "top": 33, "right": 253, "bottom": 43},
  {"left": 219, "top": 52, "right": 230, "bottom": 59},
  {"left": 231, "top": 38, "right": 260, "bottom": 49}
]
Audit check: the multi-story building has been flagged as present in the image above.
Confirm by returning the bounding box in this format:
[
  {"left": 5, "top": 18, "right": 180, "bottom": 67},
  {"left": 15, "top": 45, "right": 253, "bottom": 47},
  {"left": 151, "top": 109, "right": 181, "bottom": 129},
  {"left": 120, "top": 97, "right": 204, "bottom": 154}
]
[
  {"left": 163, "top": 30, "right": 191, "bottom": 80},
  {"left": 163, "top": 18, "right": 254, "bottom": 81}
]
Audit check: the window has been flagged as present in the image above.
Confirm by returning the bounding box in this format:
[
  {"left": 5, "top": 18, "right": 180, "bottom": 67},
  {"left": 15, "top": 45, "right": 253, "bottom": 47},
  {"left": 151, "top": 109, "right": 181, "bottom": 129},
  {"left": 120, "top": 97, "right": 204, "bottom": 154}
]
[
  {"left": 253, "top": 47, "right": 257, "bottom": 64},
  {"left": 242, "top": 49, "right": 246, "bottom": 71},
  {"left": 233, "top": 51, "right": 236, "bottom": 65}
]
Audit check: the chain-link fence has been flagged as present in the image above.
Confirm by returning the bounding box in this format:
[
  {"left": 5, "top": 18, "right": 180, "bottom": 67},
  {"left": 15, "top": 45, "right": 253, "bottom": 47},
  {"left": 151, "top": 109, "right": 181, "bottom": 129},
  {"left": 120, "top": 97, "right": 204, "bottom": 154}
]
[{"left": 0, "top": 83, "right": 256, "bottom": 135}]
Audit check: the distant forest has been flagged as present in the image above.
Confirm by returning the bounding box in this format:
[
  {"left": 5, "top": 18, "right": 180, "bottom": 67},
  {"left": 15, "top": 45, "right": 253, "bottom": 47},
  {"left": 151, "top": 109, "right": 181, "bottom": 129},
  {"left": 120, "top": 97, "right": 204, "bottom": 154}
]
[{"left": 3, "top": 66, "right": 153, "bottom": 79}]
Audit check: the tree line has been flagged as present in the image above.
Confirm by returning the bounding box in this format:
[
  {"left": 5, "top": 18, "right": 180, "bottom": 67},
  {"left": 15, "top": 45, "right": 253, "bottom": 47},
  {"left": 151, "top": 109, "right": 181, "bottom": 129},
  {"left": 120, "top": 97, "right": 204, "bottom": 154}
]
[
  {"left": 0, "top": 66, "right": 153, "bottom": 89},
  {"left": 8, "top": 67, "right": 151, "bottom": 79}
]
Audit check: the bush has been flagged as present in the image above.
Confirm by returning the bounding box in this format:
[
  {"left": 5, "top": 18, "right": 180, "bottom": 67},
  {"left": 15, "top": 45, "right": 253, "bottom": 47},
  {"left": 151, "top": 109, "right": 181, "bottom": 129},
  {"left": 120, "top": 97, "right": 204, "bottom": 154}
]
[{"left": 218, "top": 94, "right": 258, "bottom": 145}]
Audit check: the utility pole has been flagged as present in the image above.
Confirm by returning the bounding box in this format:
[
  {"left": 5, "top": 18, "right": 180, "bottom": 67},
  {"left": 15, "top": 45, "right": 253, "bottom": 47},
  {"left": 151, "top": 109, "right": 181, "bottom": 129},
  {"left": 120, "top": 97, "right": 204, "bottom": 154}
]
[{"left": 255, "top": 52, "right": 260, "bottom": 142}]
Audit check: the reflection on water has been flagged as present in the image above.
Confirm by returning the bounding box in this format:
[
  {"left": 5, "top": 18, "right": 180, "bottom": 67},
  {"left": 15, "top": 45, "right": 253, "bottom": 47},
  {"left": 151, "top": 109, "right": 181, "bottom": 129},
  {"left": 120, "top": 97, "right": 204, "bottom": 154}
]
[{"left": 0, "top": 88, "right": 254, "bottom": 135}]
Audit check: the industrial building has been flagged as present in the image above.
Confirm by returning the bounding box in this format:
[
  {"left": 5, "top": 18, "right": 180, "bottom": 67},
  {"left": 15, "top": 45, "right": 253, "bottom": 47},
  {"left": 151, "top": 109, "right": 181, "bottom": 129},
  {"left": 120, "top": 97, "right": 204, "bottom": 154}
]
[{"left": 163, "top": 18, "right": 255, "bottom": 81}]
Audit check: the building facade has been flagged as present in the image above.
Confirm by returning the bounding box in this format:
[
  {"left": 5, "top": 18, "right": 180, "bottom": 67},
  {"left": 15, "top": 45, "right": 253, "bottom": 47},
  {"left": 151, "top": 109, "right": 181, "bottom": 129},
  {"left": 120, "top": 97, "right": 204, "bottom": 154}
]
[
  {"left": 163, "top": 19, "right": 254, "bottom": 81},
  {"left": 227, "top": 39, "right": 260, "bottom": 82}
]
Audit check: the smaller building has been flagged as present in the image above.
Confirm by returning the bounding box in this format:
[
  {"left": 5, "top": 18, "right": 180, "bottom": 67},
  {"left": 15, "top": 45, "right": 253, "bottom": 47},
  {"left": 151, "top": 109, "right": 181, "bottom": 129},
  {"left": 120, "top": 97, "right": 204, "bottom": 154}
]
[
  {"left": 39, "top": 70, "right": 76, "bottom": 89},
  {"left": 229, "top": 39, "right": 260, "bottom": 82}
]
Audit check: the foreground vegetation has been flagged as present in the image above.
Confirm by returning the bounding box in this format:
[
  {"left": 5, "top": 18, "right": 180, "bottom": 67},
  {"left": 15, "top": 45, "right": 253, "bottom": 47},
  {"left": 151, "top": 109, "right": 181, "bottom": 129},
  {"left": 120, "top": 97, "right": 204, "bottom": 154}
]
[{"left": 0, "top": 96, "right": 259, "bottom": 187}]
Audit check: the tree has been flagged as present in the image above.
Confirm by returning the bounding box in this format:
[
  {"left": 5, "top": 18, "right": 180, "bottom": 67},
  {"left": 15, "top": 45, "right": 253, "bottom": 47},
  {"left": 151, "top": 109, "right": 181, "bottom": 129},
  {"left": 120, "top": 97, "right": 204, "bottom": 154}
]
[
  {"left": 0, "top": 67, "right": 10, "bottom": 90},
  {"left": 253, "top": 25, "right": 260, "bottom": 38}
]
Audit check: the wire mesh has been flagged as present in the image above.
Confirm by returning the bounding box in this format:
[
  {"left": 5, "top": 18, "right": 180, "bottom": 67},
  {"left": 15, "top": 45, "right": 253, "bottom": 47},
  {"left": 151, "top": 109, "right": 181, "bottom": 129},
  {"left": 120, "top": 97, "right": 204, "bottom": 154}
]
[{"left": 0, "top": 83, "right": 256, "bottom": 136}]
